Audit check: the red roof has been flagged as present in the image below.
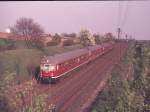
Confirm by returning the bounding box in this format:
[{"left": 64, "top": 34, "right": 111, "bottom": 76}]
[
  {"left": 0, "top": 32, "right": 53, "bottom": 41},
  {"left": 0, "top": 32, "right": 12, "bottom": 39},
  {"left": 0, "top": 32, "right": 32, "bottom": 40}
]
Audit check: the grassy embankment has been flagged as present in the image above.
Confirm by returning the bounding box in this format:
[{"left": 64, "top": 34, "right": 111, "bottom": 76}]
[
  {"left": 0, "top": 38, "right": 83, "bottom": 84},
  {"left": 0, "top": 38, "right": 84, "bottom": 112},
  {"left": 91, "top": 41, "right": 150, "bottom": 112}
]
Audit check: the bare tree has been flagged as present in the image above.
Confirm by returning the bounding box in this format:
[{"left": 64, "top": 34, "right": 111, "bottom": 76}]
[{"left": 10, "top": 17, "right": 44, "bottom": 49}]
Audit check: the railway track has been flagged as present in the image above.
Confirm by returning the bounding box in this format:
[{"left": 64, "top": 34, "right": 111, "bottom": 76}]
[
  {"left": 65, "top": 43, "right": 128, "bottom": 112},
  {"left": 45, "top": 42, "right": 128, "bottom": 112},
  {"left": 15, "top": 42, "right": 129, "bottom": 112}
]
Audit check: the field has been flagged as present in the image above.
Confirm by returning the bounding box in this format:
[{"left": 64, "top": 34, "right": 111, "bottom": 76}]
[
  {"left": 0, "top": 39, "right": 149, "bottom": 112},
  {"left": 0, "top": 39, "right": 85, "bottom": 111},
  {"left": 0, "top": 38, "right": 83, "bottom": 84}
]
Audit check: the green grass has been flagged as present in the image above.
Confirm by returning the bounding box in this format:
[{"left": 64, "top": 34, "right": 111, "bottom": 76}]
[
  {"left": 44, "top": 44, "right": 83, "bottom": 55},
  {"left": 0, "top": 39, "right": 7, "bottom": 46},
  {"left": 0, "top": 38, "right": 29, "bottom": 50},
  {"left": 13, "top": 40, "right": 28, "bottom": 49},
  {"left": 0, "top": 43, "right": 84, "bottom": 84},
  {"left": 0, "top": 49, "right": 43, "bottom": 83}
]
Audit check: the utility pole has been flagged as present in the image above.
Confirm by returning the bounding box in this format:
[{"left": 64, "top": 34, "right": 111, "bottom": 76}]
[
  {"left": 117, "top": 28, "right": 121, "bottom": 61},
  {"left": 117, "top": 28, "right": 121, "bottom": 41},
  {"left": 125, "top": 34, "right": 128, "bottom": 42}
]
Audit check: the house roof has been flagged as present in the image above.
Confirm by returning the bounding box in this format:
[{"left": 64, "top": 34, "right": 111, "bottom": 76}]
[
  {"left": 0, "top": 32, "right": 51, "bottom": 41},
  {"left": 0, "top": 32, "right": 12, "bottom": 39},
  {"left": 0, "top": 32, "right": 25, "bottom": 40}
]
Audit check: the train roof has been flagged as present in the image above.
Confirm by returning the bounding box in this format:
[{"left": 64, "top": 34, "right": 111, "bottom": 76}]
[
  {"left": 41, "top": 48, "right": 89, "bottom": 65},
  {"left": 41, "top": 43, "right": 111, "bottom": 65},
  {"left": 88, "top": 43, "right": 112, "bottom": 50}
]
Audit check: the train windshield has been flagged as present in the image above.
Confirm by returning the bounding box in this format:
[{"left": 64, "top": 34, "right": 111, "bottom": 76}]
[
  {"left": 49, "top": 65, "right": 56, "bottom": 71},
  {"left": 41, "top": 64, "right": 56, "bottom": 71}
]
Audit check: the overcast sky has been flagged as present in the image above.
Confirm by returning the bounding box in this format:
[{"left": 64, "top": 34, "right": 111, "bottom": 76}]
[{"left": 0, "top": 1, "right": 150, "bottom": 40}]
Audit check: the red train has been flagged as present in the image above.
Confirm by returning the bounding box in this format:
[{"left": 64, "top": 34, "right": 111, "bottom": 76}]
[{"left": 38, "top": 42, "right": 114, "bottom": 82}]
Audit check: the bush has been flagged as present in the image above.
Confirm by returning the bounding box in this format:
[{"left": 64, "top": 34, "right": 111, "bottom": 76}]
[
  {"left": 0, "top": 95, "right": 13, "bottom": 112},
  {"left": 0, "top": 39, "right": 16, "bottom": 51},
  {"left": 0, "top": 49, "right": 43, "bottom": 84},
  {"left": 0, "top": 39, "right": 8, "bottom": 51},
  {"left": 47, "top": 41, "right": 58, "bottom": 46},
  {"left": 91, "top": 42, "right": 150, "bottom": 112},
  {"left": 62, "top": 39, "right": 74, "bottom": 46}
]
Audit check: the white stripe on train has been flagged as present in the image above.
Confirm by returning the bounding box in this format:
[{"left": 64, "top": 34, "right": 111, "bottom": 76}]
[{"left": 50, "top": 47, "right": 113, "bottom": 79}]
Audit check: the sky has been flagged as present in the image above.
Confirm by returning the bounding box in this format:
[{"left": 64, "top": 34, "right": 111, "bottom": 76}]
[{"left": 0, "top": 1, "right": 150, "bottom": 40}]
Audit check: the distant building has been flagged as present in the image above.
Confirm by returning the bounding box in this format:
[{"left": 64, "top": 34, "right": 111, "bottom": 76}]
[
  {"left": 0, "top": 32, "right": 25, "bottom": 40},
  {"left": 73, "top": 37, "right": 80, "bottom": 44},
  {"left": 61, "top": 36, "right": 70, "bottom": 42},
  {"left": 60, "top": 36, "right": 74, "bottom": 46},
  {"left": 0, "top": 32, "right": 12, "bottom": 39},
  {"left": 0, "top": 32, "right": 53, "bottom": 44},
  {"left": 41, "top": 34, "right": 53, "bottom": 46}
]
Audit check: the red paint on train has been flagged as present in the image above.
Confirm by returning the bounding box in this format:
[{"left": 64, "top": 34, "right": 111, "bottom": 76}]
[{"left": 39, "top": 42, "right": 114, "bottom": 80}]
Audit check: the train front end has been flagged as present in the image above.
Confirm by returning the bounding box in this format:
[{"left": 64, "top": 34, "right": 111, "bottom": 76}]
[{"left": 40, "top": 56, "right": 56, "bottom": 79}]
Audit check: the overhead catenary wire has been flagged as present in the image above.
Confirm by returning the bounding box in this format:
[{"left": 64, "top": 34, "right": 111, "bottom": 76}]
[
  {"left": 117, "top": 1, "right": 132, "bottom": 39},
  {"left": 117, "top": 0, "right": 122, "bottom": 29},
  {"left": 121, "top": 1, "right": 132, "bottom": 31},
  {"left": 117, "top": 0, "right": 122, "bottom": 40}
]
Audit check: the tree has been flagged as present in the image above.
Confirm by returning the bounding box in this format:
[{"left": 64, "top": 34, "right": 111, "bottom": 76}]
[
  {"left": 103, "top": 32, "right": 115, "bottom": 43},
  {"left": 10, "top": 17, "right": 44, "bottom": 49},
  {"left": 61, "top": 33, "right": 68, "bottom": 37},
  {"left": 78, "top": 29, "right": 91, "bottom": 46},
  {"left": 69, "top": 33, "right": 77, "bottom": 38},
  {"left": 61, "top": 33, "right": 76, "bottom": 38},
  {"left": 62, "top": 39, "right": 74, "bottom": 46},
  {"left": 93, "top": 33, "right": 101, "bottom": 44},
  {"left": 47, "top": 33, "right": 61, "bottom": 46},
  {"left": 52, "top": 33, "right": 61, "bottom": 44}
]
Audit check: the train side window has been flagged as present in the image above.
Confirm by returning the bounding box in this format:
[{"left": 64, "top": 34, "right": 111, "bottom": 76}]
[
  {"left": 63, "top": 62, "right": 66, "bottom": 66},
  {"left": 67, "top": 61, "right": 69, "bottom": 65},
  {"left": 59, "top": 64, "right": 61, "bottom": 68},
  {"left": 89, "top": 51, "right": 92, "bottom": 55},
  {"left": 78, "top": 58, "right": 80, "bottom": 62},
  {"left": 80, "top": 56, "right": 82, "bottom": 59},
  {"left": 75, "top": 58, "right": 78, "bottom": 62},
  {"left": 74, "top": 58, "right": 76, "bottom": 62},
  {"left": 56, "top": 65, "right": 59, "bottom": 70},
  {"left": 71, "top": 59, "right": 73, "bottom": 63},
  {"left": 60, "top": 63, "right": 63, "bottom": 68},
  {"left": 64, "top": 62, "right": 66, "bottom": 66}
]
